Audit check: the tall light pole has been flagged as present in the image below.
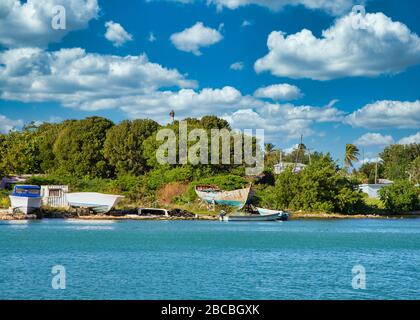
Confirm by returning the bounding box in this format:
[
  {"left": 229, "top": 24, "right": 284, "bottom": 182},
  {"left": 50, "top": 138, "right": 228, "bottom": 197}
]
[{"left": 169, "top": 110, "right": 175, "bottom": 125}]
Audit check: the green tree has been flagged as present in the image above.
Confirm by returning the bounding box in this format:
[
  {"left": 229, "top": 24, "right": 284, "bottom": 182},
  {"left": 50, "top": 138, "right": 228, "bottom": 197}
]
[
  {"left": 1, "top": 128, "right": 41, "bottom": 174},
  {"left": 104, "top": 119, "right": 160, "bottom": 176},
  {"left": 259, "top": 167, "right": 300, "bottom": 210},
  {"left": 359, "top": 161, "right": 384, "bottom": 184},
  {"left": 142, "top": 117, "right": 248, "bottom": 176},
  {"left": 264, "top": 143, "right": 275, "bottom": 155},
  {"left": 379, "top": 181, "right": 420, "bottom": 213},
  {"left": 34, "top": 122, "right": 62, "bottom": 173},
  {"left": 408, "top": 156, "right": 420, "bottom": 184},
  {"left": 0, "top": 134, "right": 7, "bottom": 176},
  {"left": 200, "top": 115, "right": 231, "bottom": 130},
  {"left": 380, "top": 144, "right": 420, "bottom": 180},
  {"left": 53, "top": 117, "right": 114, "bottom": 178},
  {"left": 344, "top": 144, "right": 360, "bottom": 169}
]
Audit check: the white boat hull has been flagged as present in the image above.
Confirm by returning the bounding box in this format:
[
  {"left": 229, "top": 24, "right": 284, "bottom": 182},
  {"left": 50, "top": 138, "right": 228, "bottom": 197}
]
[
  {"left": 221, "top": 213, "right": 279, "bottom": 222},
  {"left": 66, "top": 192, "right": 123, "bottom": 214},
  {"left": 195, "top": 186, "right": 252, "bottom": 210},
  {"left": 256, "top": 207, "right": 289, "bottom": 221},
  {"left": 9, "top": 196, "right": 42, "bottom": 214}
]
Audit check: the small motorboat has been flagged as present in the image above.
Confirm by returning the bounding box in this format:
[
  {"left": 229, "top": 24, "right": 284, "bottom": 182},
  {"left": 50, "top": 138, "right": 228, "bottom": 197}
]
[
  {"left": 66, "top": 192, "right": 124, "bottom": 214},
  {"left": 256, "top": 207, "right": 289, "bottom": 221},
  {"left": 9, "top": 185, "right": 42, "bottom": 214},
  {"left": 219, "top": 211, "right": 279, "bottom": 222}
]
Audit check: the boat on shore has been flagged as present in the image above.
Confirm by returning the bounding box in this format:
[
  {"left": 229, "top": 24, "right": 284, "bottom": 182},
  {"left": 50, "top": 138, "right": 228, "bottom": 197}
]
[
  {"left": 66, "top": 192, "right": 124, "bottom": 214},
  {"left": 257, "top": 207, "right": 289, "bottom": 221},
  {"left": 219, "top": 211, "right": 279, "bottom": 222},
  {"left": 9, "top": 185, "right": 42, "bottom": 214},
  {"left": 195, "top": 184, "right": 253, "bottom": 210}
]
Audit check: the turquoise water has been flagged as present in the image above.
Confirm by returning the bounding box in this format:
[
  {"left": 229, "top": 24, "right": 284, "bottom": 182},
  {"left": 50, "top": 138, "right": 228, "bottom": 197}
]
[{"left": 1, "top": 219, "right": 420, "bottom": 300}]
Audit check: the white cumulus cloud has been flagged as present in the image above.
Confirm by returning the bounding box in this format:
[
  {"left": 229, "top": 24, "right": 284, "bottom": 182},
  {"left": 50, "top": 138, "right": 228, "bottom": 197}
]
[
  {"left": 0, "top": 47, "right": 197, "bottom": 110},
  {"left": 230, "top": 61, "right": 244, "bottom": 71},
  {"left": 164, "top": 0, "right": 360, "bottom": 15},
  {"left": 398, "top": 132, "right": 420, "bottom": 145},
  {"left": 170, "top": 22, "right": 223, "bottom": 55},
  {"left": 0, "top": 114, "right": 22, "bottom": 133},
  {"left": 354, "top": 132, "right": 394, "bottom": 147},
  {"left": 345, "top": 100, "right": 420, "bottom": 129},
  {"left": 224, "top": 100, "right": 345, "bottom": 141},
  {"left": 0, "top": 0, "right": 99, "bottom": 48},
  {"left": 255, "top": 12, "right": 420, "bottom": 80},
  {"left": 105, "top": 21, "right": 133, "bottom": 47},
  {"left": 254, "top": 84, "right": 302, "bottom": 101}
]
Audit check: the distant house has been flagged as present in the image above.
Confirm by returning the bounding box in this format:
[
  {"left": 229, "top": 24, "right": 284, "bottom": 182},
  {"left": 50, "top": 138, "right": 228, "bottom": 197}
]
[
  {"left": 274, "top": 162, "right": 306, "bottom": 175},
  {"left": 358, "top": 181, "right": 393, "bottom": 199},
  {"left": 40, "top": 185, "right": 69, "bottom": 208},
  {"left": 0, "top": 176, "right": 27, "bottom": 189}
]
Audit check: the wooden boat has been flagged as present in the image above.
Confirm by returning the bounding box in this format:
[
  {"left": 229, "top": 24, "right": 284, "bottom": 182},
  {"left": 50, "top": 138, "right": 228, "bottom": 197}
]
[
  {"left": 220, "top": 211, "right": 279, "bottom": 222},
  {"left": 195, "top": 184, "right": 253, "bottom": 210},
  {"left": 9, "top": 185, "right": 42, "bottom": 214},
  {"left": 66, "top": 192, "right": 124, "bottom": 214},
  {"left": 256, "top": 207, "right": 289, "bottom": 221}
]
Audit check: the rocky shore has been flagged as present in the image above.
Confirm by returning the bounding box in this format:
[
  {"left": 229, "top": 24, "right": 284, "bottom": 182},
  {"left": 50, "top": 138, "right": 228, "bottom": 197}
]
[{"left": 2, "top": 209, "right": 420, "bottom": 221}]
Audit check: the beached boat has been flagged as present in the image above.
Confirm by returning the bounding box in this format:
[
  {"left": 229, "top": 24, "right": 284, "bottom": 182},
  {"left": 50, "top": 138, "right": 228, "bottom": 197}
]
[
  {"left": 257, "top": 207, "right": 289, "bottom": 221},
  {"left": 220, "top": 211, "right": 279, "bottom": 222},
  {"left": 195, "top": 184, "right": 253, "bottom": 210},
  {"left": 66, "top": 192, "right": 124, "bottom": 214},
  {"left": 9, "top": 185, "right": 42, "bottom": 214}
]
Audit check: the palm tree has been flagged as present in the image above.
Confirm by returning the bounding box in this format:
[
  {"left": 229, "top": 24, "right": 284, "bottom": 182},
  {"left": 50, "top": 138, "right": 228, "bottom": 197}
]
[
  {"left": 264, "top": 143, "right": 275, "bottom": 155},
  {"left": 344, "top": 144, "right": 360, "bottom": 169}
]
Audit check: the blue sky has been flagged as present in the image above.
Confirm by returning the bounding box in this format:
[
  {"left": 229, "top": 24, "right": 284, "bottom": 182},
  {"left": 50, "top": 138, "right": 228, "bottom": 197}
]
[{"left": 0, "top": 0, "right": 419, "bottom": 163}]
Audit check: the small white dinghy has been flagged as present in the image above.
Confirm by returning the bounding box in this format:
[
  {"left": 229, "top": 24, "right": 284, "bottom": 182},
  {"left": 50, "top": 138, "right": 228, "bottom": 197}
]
[
  {"left": 257, "top": 207, "right": 289, "bottom": 221},
  {"left": 9, "top": 185, "right": 42, "bottom": 214},
  {"left": 66, "top": 192, "right": 124, "bottom": 214},
  {"left": 219, "top": 211, "right": 279, "bottom": 222}
]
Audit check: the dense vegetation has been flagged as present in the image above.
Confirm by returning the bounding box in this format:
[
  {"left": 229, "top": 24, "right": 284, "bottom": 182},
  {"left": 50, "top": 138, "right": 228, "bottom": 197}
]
[
  {"left": 0, "top": 116, "right": 419, "bottom": 214},
  {"left": 256, "top": 155, "right": 367, "bottom": 214}
]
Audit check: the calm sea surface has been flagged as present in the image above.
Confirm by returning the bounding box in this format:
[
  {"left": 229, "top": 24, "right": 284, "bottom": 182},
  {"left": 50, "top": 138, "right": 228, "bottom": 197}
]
[{"left": 1, "top": 219, "right": 419, "bottom": 300}]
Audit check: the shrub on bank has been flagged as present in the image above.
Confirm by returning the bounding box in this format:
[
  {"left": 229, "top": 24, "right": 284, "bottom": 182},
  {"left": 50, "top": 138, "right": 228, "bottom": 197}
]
[
  {"left": 0, "top": 190, "right": 10, "bottom": 208},
  {"left": 379, "top": 181, "right": 420, "bottom": 213}
]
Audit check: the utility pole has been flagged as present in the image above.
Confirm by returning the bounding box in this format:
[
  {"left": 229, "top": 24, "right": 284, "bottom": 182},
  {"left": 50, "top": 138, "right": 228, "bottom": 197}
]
[
  {"left": 295, "top": 134, "right": 304, "bottom": 165},
  {"left": 169, "top": 110, "right": 175, "bottom": 125},
  {"left": 375, "top": 161, "right": 378, "bottom": 184}
]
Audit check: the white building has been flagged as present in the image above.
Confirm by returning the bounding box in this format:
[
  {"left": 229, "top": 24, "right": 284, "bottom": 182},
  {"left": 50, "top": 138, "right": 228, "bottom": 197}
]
[
  {"left": 274, "top": 162, "right": 306, "bottom": 175},
  {"left": 40, "top": 185, "right": 69, "bottom": 208},
  {"left": 358, "top": 181, "right": 393, "bottom": 199}
]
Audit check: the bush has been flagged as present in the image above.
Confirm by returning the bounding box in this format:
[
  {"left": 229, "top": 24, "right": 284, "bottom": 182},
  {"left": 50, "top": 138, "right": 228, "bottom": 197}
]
[
  {"left": 379, "top": 181, "right": 420, "bottom": 213},
  {"left": 0, "top": 190, "right": 10, "bottom": 209}
]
